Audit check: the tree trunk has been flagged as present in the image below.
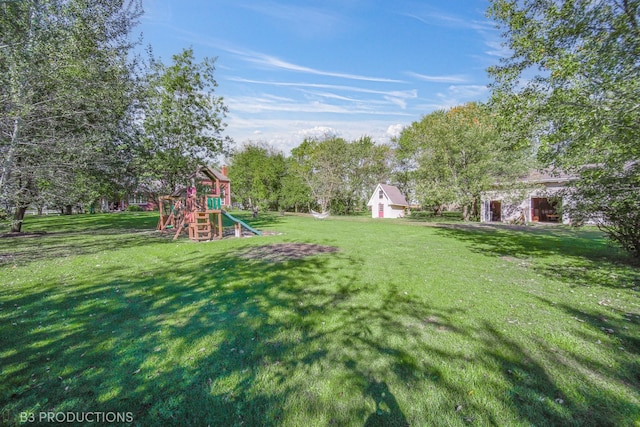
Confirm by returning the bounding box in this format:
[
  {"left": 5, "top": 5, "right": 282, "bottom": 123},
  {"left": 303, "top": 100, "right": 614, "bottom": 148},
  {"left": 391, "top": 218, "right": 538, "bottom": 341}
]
[
  {"left": 11, "top": 206, "right": 27, "bottom": 233},
  {"left": 64, "top": 205, "right": 73, "bottom": 215},
  {"left": 0, "top": 118, "right": 20, "bottom": 198},
  {"left": 472, "top": 197, "right": 479, "bottom": 220},
  {"left": 462, "top": 205, "right": 470, "bottom": 221}
]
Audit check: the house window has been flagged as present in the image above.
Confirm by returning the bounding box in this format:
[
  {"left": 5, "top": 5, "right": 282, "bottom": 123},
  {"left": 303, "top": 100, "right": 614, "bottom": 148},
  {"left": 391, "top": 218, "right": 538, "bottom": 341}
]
[
  {"left": 379, "top": 190, "right": 384, "bottom": 199},
  {"left": 128, "top": 194, "right": 146, "bottom": 204}
]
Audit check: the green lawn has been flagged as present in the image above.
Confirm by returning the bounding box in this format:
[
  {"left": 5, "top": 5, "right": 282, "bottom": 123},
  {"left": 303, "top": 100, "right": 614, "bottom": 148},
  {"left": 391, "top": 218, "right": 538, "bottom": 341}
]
[{"left": 1, "top": 212, "right": 639, "bottom": 426}]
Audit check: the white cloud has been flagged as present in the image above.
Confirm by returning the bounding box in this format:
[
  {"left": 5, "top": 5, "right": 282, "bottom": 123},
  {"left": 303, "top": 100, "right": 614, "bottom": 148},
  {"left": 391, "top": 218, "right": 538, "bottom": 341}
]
[
  {"left": 405, "top": 11, "right": 495, "bottom": 32},
  {"left": 226, "top": 92, "right": 416, "bottom": 116},
  {"left": 386, "top": 124, "right": 405, "bottom": 138},
  {"left": 296, "top": 126, "right": 340, "bottom": 140},
  {"left": 444, "top": 84, "right": 489, "bottom": 98},
  {"left": 229, "top": 77, "right": 417, "bottom": 98},
  {"left": 225, "top": 49, "right": 406, "bottom": 83},
  {"left": 384, "top": 95, "right": 408, "bottom": 109},
  {"left": 484, "top": 40, "right": 511, "bottom": 58},
  {"left": 406, "top": 71, "right": 470, "bottom": 84},
  {"left": 224, "top": 115, "right": 414, "bottom": 155},
  {"left": 301, "top": 90, "right": 359, "bottom": 103}
]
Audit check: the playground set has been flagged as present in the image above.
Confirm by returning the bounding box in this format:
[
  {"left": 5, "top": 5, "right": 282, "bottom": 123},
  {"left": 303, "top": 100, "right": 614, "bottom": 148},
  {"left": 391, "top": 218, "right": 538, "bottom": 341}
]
[{"left": 156, "top": 166, "right": 261, "bottom": 242}]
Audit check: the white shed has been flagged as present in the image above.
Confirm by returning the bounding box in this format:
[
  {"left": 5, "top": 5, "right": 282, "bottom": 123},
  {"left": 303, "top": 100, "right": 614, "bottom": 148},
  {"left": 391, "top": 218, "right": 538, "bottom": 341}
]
[{"left": 367, "top": 184, "right": 409, "bottom": 218}]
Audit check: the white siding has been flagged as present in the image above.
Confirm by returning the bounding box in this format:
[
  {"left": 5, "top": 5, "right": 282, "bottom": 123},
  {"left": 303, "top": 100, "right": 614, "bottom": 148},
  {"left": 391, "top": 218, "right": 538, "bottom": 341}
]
[
  {"left": 367, "top": 184, "right": 407, "bottom": 218},
  {"left": 481, "top": 185, "right": 570, "bottom": 224}
]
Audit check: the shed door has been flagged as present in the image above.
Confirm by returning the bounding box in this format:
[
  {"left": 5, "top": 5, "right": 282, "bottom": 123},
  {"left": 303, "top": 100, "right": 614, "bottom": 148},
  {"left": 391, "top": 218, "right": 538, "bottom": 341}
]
[
  {"left": 378, "top": 203, "right": 384, "bottom": 218},
  {"left": 490, "top": 201, "right": 501, "bottom": 222}
]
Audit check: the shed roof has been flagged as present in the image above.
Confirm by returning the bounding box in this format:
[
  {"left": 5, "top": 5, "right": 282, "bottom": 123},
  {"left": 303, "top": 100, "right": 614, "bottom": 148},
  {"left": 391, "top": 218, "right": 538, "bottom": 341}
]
[{"left": 378, "top": 184, "right": 409, "bottom": 207}]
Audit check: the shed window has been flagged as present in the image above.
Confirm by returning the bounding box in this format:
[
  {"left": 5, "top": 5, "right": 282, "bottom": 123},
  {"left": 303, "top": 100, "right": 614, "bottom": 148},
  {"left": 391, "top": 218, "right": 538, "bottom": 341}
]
[{"left": 379, "top": 190, "right": 384, "bottom": 199}]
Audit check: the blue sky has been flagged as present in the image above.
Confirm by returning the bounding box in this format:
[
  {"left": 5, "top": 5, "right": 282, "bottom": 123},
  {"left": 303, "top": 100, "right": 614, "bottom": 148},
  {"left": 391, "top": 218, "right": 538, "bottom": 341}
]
[{"left": 137, "top": 0, "right": 506, "bottom": 154}]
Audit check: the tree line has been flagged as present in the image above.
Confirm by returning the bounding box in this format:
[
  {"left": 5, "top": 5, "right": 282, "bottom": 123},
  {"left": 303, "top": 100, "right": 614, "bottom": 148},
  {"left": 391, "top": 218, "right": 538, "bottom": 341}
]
[
  {"left": 228, "top": 135, "right": 392, "bottom": 215},
  {"left": 228, "top": 102, "right": 524, "bottom": 222}
]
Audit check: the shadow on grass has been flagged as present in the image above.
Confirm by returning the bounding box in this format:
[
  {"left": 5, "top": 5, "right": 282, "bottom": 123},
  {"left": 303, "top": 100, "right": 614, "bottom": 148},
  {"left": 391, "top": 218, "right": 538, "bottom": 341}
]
[
  {"left": 1, "top": 239, "right": 638, "bottom": 425},
  {"left": 363, "top": 379, "right": 408, "bottom": 427},
  {"left": 433, "top": 223, "right": 640, "bottom": 290},
  {"left": 536, "top": 294, "right": 640, "bottom": 380},
  {"left": 0, "top": 211, "right": 284, "bottom": 268},
  {"left": 9, "top": 212, "right": 159, "bottom": 233},
  {"left": 0, "top": 213, "right": 164, "bottom": 267},
  {"left": 476, "top": 321, "right": 638, "bottom": 427},
  {"left": 0, "top": 228, "right": 168, "bottom": 268}
]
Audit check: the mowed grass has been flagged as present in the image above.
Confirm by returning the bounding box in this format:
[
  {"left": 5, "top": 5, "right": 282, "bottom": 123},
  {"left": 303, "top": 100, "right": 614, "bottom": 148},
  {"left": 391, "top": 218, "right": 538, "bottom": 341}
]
[{"left": 1, "top": 212, "right": 639, "bottom": 426}]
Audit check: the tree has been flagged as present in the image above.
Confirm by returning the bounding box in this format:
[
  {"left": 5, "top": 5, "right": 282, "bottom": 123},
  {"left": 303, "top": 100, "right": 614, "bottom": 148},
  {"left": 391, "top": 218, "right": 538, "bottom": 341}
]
[
  {"left": 288, "top": 135, "right": 391, "bottom": 214},
  {"left": 290, "top": 136, "right": 349, "bottom": 213},
  {"left": 567, "top": 164, "right": 640, "bottom": 257},
  {"left": 138, "top": 48, "right": 232, "bottom": 197},
  {"left": 395, "top": 103, "right": 525, "bottom": 220},
  {"left": 0, "top": 0, "right": 143, "bottom": 231},
  {"left": 228, "top": 142, "right": 286, "bottom": 210},
  {"left": 488, "top": 0, "right": 640, "bottom": 255},
  {"left": 336, "top": 136, "right": 392, "bottom": 215},
  {"left": 279, "top": 157, "right": 313, "bottom": 212},
  {"left": 390, "top": 141, "right": 418, "bottom": 212}
]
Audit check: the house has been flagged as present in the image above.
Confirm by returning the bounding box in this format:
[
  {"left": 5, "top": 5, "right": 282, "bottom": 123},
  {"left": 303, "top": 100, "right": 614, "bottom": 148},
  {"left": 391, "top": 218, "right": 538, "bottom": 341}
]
[
  {"left": 480, "top": 170, "right": 575, "bottom": 224},
  {"left": 367, "top": 184, "right": 409, "bottom": 218}
]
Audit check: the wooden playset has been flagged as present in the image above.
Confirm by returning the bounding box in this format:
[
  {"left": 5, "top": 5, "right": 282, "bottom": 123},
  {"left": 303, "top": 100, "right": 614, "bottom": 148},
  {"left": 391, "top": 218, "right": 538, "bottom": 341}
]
[{"left": 156, "top": 166, "right": 260, "bottom": 241}]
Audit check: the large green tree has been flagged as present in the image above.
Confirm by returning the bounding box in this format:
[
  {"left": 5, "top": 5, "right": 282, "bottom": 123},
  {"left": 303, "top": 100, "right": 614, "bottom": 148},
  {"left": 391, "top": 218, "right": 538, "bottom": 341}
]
[
  {"left": 289, "top": 135, "right": 391, "bottom": 214},
  {"left": 395, "top": 103, "right": 524, "bottom": 220},
  {"left": 488, "top": 0, "right": 640, "bottom": 255},
  {"left": 138, "top": 48, "right": 232, "bottom": 199},
  {"left": 279, "top": 156, "right": 314, "bottom": 213},
  {"left": 0, "top": 0, "right": 142, "bottom": 231},
  {"left": 290, "top": 136, "right": 349, "bottom": 213},
  {"left": 334, "top": 136, "right": 392, "bottom": 215},
  {"left": 228, "top": 142, "right": 286, "bottom": 210}
]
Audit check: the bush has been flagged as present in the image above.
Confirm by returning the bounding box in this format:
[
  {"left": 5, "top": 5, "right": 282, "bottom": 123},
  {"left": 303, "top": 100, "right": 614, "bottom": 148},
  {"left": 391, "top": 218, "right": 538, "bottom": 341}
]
[
  {"left": 408, "top": 211, "right": 435, "bottom": 220},
  {"left": 408, "top": 210, "right": 464, "bottom": 222},
  {"left": 126, "top": 205, "right": 143, "bottom": 212},
  {"left": 567, "top": 165, "right": 640, "bottom": 259}
]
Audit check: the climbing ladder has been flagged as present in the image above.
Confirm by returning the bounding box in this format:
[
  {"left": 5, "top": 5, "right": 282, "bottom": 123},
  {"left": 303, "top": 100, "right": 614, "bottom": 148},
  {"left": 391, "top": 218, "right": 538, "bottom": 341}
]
[{"left": 188, "top": 212, "right": 212, "bottom": 241}]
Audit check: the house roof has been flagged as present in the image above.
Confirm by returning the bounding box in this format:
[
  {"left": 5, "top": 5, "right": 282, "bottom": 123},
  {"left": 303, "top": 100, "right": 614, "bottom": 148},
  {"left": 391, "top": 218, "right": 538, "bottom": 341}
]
[
  {"left": 521, "top": 169, "right": 574, "bottom": 184},
  {"left": 490, "top": 169, "right": 575, "bottom": 189},
  {"left": 376, "top": 184, "right": 409, "bottom": 207}
]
